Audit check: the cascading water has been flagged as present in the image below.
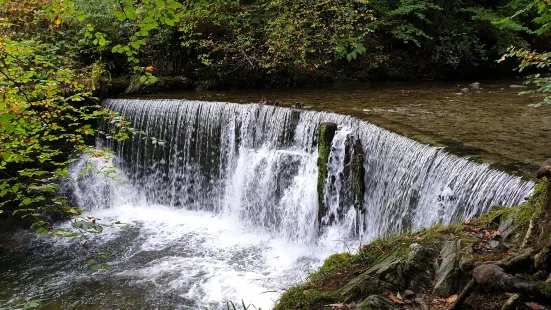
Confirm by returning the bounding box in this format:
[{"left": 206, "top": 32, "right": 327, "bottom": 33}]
[
  {"left": 95, "top": 99, "right": 533, "bottom": 241},
  {"left": 1, "top": 99, "right": 535, "bottom": 309}
]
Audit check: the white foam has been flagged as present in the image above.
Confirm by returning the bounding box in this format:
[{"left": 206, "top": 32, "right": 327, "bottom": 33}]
[{"left": 80, "top": 204, "right": 341, "bottom": 309}]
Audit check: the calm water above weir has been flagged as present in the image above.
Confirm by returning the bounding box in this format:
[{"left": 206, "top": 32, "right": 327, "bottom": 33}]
[
  {"left": 0, "top": 81, "right": 544, "bottom": 309},
  {"left": 137, "top": 79, "right": 551, "bottom": 176}
]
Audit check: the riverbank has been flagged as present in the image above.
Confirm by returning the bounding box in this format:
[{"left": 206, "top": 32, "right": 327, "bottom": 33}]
[{"left": 274, "top": 177, "right": 551, "bottom": 310}]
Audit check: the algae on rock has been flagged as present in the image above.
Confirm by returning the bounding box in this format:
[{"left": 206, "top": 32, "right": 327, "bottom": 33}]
[{"left": 317, "top": 122, "right": 338, "bottom": 230}]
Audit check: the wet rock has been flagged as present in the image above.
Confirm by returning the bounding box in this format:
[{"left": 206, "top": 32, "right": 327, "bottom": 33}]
[
  {"left": 499, "top": 211, "right": 519, "bottom": 243},
  {"left": 317, "top": 122, "right": 338, "bottom": 230},
  {"left": 488, "top": 240, "right": 500, "bottom": 249},
  {"left": 433, "top": 240, "right": 461, "bottom": 296},
  {"left": 406, "top": 244, "right": 435, "bottom": 290},
  {"left": 472, "top": 264, "right": 506, "bottom": 288},
  {"left": 404, "top": 289, "right": 415, "bottom": 300},
  {"left": 341, "top": 245, "right": 436, "bottom": 303},
  {"left": 460, "top": 88, "right": 470, "bottom": 95},
  {"left": 470, "top": 82, "right": 480, "bottom": 90},
  {"left": 340, "top": 256, "right": 402, "bottom": 302},
  {"left": 357, "top": 295, "right": 401, "bottom": 310},
  {"left": 536, "top": 159, "right": 551, "bottom": 179}
]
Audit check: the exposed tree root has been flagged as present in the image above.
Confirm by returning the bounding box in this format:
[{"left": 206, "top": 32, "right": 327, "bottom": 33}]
[{"left": 451, "top": 247, "right": 550, "bottom": 309}]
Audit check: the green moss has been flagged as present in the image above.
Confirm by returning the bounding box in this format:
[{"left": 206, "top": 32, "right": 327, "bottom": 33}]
[
  {"left": 308, "top": 253, "right": 353, "bottom": 282},
  {"left": 317, "top": 122, "right": 337, "bottom": 230},
  {"left": 274, "top": 286, "right": 339, "bottom": 310},
  {"left": 354, "top": 231, "right": 444, "bottom": 268},
  {"left": 537, "top": 281, "right": 551, "bottom": 298},
  {"left": 529, "top": 181, "right": 547, "bottom": 206},
  {"left": 319, "top": 253, "right": 353, "bottom": 273}
]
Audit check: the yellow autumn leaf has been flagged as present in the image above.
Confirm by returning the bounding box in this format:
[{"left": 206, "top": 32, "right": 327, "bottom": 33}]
[
  {"left": 64, "top": 208, "right": 80, "bottom": 215},
  {"left": 54, "top": 17, "right": 61, "bottom": 25}
]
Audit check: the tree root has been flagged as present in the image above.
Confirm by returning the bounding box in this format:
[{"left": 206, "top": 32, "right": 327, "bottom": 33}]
[
  {"left": 449, "top": 280, "right": 474, "bottom": 310},
  {"left": 451, "top": 248, "right": 550, "bottom": 309}
]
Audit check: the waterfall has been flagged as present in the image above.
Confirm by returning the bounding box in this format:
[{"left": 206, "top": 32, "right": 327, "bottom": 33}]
[{"left": 83, "top": 99, "right": 534, "bottom": 243}]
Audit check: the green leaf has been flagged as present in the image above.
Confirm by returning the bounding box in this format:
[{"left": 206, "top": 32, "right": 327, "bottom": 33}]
[
  {"left": 124, "top": 6, "right": 136, "bottom": 20},
  {"left": 168, "top": 1, "right": 183, "bottom": 9},
  {"left": 114, "top": 10, "right": 126, "bottom": 22}
]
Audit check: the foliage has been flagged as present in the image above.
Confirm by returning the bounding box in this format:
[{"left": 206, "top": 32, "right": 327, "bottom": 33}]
[
  {"left": 500, "top": 0, "right": 551, "bottom": 106},
  {"left": 1, "top": 0, "right": 534, "bottom": 89},
  {"left": 172, "top": 0, "right": 539, "bottom": 85},
  {"left": 225, "top": 300, "right": 261, "bottom": 310},
  {"left": 0, "top": 0, "right": 135, "bottom": 234},
  {"left": 501, "top": 48, "right": 551, "bottom": 106}
]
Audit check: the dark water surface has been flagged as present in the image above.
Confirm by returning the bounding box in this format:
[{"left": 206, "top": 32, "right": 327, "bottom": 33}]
[{"left": 133, "top": 79, "right": 551, "bottom": 176}]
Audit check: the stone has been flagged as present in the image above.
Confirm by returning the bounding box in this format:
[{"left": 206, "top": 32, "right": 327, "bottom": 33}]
[
  {"left": 460, "top": 88, "right": 470, "bottom": 94},
  {"left": 404, "top": 289, "right": 415, "bottom": 300},
  {"left": 433, "top": 240, "right": 461, "bottom": 296},
  {"left": 470, "top": 82, "right": 480, "bottom": 90},
  {"left": 536, "top": 159, "right": 551, "bottom": 179},
  {"left": 317, "top": 122, "right": 338, "bottom": 230},
  {"left": 499, "top": 211, "right": 518, "bottom": 242},
  {"left": 472, "top": 264, "right": 506, "bottom": 288},
  {"left": 405, "top": 244, "right": 437, "bottom": 291},
  {"left": 340, "top": 255, "right": 402, "bottom": 302},
  {"left": 489, "top": 240, "right": 500, "bottom": 249},
  {"left": 357, "top": 295, "right": 401, "bottom": 310}
]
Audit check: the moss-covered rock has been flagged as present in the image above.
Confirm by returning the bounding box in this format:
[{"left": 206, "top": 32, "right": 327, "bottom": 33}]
[
  {"left": 273, "top": 286, "right": 339, "bottom": 310},
  {"left": 339, "top": 255, "right": 403, "bottom": 302},
  {"left": 274, "top": 178, "right": 551, "bottom": 310},
  {"left": 317, "top": 122, "right": 338, "bottom": 230}
]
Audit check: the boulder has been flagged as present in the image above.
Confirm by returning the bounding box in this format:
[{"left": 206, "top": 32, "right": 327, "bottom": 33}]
[
  {"left": 499, "top": 211, "right": 519, "bottom": 243},
  {"left": 536, "top": 159, "right": 551, "bottom": 179},
  {"left": 433, "top": 240, "right": 461, "bottom": 296},
  {"left": 340, "top": 256, "right": 403, "bottom": 302}
]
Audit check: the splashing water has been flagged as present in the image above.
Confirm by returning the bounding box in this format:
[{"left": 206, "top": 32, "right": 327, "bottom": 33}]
[
  {"left": 0, "top": 99, "right": 535, "bottom": 309},
  {"left": 96, "top": 99, "right": 533, "bottom": 240}
]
